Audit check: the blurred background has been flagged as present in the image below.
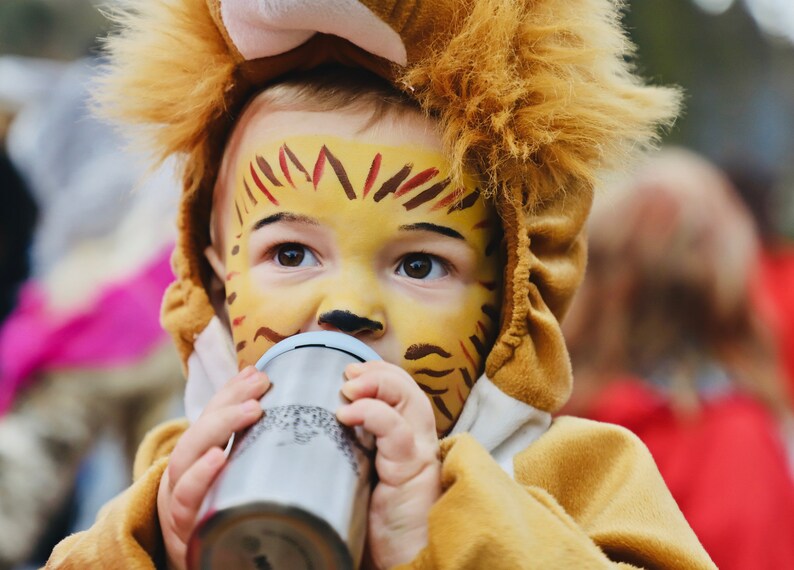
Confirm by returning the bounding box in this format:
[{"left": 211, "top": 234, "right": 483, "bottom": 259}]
[{"left": 1, "top": 0, "right": 793, "bottom": 568}]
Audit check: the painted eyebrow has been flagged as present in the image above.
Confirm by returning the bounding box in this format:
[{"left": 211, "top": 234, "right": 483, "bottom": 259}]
[
  {"left": 399, "top": 222, "right": 464, "bottom": 241},
  {"left": 252, "top": 212, "right": 319, "bottom": 231}
]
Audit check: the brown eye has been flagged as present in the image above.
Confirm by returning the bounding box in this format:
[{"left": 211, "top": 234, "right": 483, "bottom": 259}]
[
  {"left": 276, "top": 243, "right": 309, "bottom": 267},
  {"left": 398, "top": 253, "right": 447, "bottom": 280}
]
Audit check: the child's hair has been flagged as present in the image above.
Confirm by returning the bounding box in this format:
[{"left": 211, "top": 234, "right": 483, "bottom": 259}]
[
  {"left": 244, "top": 65, "right": 419, "bottom": 124},
  {"left": 565, "top": 148, "right": 792, "bottom": 417}
]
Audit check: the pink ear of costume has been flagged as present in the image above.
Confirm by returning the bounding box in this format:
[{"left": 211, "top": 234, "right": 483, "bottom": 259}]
[{"left": 218, "top": 0, "right": 408, "bottom": 64}]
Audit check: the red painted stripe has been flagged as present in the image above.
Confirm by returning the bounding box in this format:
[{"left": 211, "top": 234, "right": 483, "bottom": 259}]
[
  {"left": 312, "top": 147, "right": 326, "bottom": 190},
  {"left": 232, "top": 316, "right": 246, "bottom": 327},
  {"left": 459, "top": 340, "right": 476, "bottom": 370},
  {"left": 279, "top": 146, "right": 295, "bottom": 187},
  {"left": 430, "top": 188, "right": 463, "bottom": 211},
  {"left": 472, "top": 218, "right": 490, "bottom": 229},
  {"left": 225, "top": 271, "right": 240, "bottom": 281},
  {"left": 249, "top": 163, "right": 279, "bottom": 205},
  {"left": 394, "top": 167, "right": 439, "bottom": 197},
  {"left": 363, "top": 153, "right": 382, "bottom": 198}
]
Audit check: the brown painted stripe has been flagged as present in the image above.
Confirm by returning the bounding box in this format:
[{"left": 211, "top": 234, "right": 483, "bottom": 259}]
[
  {"left": 459, "top": 340, "right": 476, "bottom": 370},
  {"left": 415, "top": 368, "right": 454, "bottom": 378},
  {"left": 394, "top": 167, "right": 439, "bottom": 197},
  {"left": 472, "top": 218, "right": 490, "bottom": 230},
  {"left": 481, "top": 304, "right": 499, "bottom": 322},
  {"left": 403, "top": 178, "right": 451, "bottom": 211},
  {"left": 363, "top": 153, "right": 382, "bottom": 198},
  {"left": 478, "top": 281, "right": 497, "bottom": 291},
  {"left": 236, "top": 341, "right": 247, "bottom": 353},
  {"left": 477, "top": 321, "right": 488, "bottom": 336},
  {"left": 312, "top": 147, "right": 326, "bottom": 190},
  {"left": 234, "top": 201, "right": 243, "bottom": 225},
  {"left": 447, "top": 188, "right": 481, "bottom": 213},
  {"left": 227, "top": 292, "right": 237, "bottom": 305},
  {"left": 231, "top": 245, "right": 240, "bottom": 256},
  {"left": 279, "top": 146, "right": 295, "bottom": 187},
  {"left": 250, "top": 163, "right": 279, "bottom": 205},
  {"left": 284, "top": 144, "right": 311, "bottom": 182},
  {"left": 373, "top": 163, "right": 412, "bottom": 202},
  {"left": 485, "top": 237, "right": 499, "bottom": 257},
  {"left": 254, "top": 326, "right": 288, "bottom": 344},
  {"left": 433, "top": 396, "right": 454, "bottom": 421},
  {"left": 244, "top": 179, "right": 258, "bottom": 206},
  {"left": 416, "top": 382, "right": 448, "bottom": 395},
  {"left": 323, "top": 146, "right": 356, "bottom": 200},
  {"left": 469, "top": 335, "right": 486, "bottom": 358},
  {"left": 404, "top": 344, "right": 452, "bottom": 360},
  {"left": 256, "top": 155, "right": 283, "bottom": 186},
  {"left": 459, "top": 367, "right": 474, "bottom": 388}
]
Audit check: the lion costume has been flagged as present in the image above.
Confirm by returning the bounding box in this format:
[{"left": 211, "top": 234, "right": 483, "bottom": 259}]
[{"left": 48, "top": 0, "right": 715, "bottom": 568}]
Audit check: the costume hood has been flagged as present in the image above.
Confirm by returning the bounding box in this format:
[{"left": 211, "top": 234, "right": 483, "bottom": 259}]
[{"left": 98, "top": 0, "right": 679, "bottom": 416}]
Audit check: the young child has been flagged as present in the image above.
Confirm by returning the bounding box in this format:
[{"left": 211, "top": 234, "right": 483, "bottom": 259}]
[{"left": 48, "top": 0, "right": 716, "bottom": 568}]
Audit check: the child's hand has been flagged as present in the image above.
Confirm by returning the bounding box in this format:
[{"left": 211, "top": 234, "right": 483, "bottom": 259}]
[
  {"left": 157, "top": 366, "right": 270, "bottom": 570},
  {"left": 337, "top": 360, "right": 442, "bottom": 569}
]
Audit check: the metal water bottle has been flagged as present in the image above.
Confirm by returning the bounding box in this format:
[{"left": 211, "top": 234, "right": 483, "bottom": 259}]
[{"left": 188, "top": 331, "right": 379, "bottom": 570}]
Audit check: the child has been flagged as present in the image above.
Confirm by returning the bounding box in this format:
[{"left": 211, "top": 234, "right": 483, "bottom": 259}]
[{"left": 48, "top": 0, "right": 715, "bottom": 568}]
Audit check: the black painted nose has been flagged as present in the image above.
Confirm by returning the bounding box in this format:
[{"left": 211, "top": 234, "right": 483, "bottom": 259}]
[{"left": 318, "top": 310, "right": 384, "bottom": 335}]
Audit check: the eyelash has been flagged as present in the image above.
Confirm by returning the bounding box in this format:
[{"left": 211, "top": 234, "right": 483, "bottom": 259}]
[{"left": 260, "top": 243, "right": 455, "bottom": 275}]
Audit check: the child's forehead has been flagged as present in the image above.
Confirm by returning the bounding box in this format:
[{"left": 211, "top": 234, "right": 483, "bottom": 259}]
[
  {"left": 227, "top": 133, "right": 494, "bottom": 234},
  {"left": 213, "top": 101, "right": 498, "bottom": 243}
]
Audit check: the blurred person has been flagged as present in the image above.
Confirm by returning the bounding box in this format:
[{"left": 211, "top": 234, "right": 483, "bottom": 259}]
[
  {"left": 724, "top": 159, "right": 794, "bottom": 404},
  {"left": 0, "top": 59, "right": 183, "bottom": 568},
  {"left": 563, "top": 147, "right": 794, "bottom": 570}
]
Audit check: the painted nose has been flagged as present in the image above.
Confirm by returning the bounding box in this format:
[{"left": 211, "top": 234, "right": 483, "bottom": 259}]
[{"left": 317, "top": 310, "right": 384, "bottom": 337}]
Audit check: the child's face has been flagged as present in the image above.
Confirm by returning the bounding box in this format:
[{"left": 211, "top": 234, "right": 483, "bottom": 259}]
[{"left": 210, "top": 99, "right": 501, "bottom": 432}]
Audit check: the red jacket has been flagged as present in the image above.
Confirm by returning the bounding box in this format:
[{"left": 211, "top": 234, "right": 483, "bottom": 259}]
[{"left": 585, "top": 379, "right": 794, "bottom": 570}]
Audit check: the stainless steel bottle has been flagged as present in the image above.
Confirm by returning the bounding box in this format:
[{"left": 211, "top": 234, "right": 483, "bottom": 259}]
[{"left": 188, "top": 331, "right": 379, "bottom": 570}]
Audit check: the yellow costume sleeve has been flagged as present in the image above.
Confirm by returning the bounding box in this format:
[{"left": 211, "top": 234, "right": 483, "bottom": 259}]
[
  {"left": 45, "top": 419, "right": 188, "bottom": 569},
  {"left": 401, "top": 416, "right": 716, "bottom": 570}
]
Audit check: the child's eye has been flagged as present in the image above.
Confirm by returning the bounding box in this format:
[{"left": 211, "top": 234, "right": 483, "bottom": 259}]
[
  {"left": 274, "top": 243, "right": 319, "bottom": 268},
  {"left": 396, "top": 253, "right": 448, "bottom": 280}
]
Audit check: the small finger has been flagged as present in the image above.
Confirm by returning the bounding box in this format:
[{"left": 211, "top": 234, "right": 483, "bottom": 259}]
[
  {"left": 337, "top": 399, "right": 416, "bottom": 463},
  {"left": 170, "top": 447, "right": 226, "bottom": 544},
  {"left": 202, "top": 369, "right": 270, "bottom": 414},
  {"left": 169, "top": 400, "right": 262, "bottom": 486}
]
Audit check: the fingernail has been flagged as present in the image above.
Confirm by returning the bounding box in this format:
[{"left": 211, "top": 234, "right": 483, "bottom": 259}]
[
  {"left": 340, "top": 381, "right": 355, "bottom": 399},
  {"left": 335, "top": 405, "right": 350, "bottom": 422},
  {"left": 241, "top": 365, "right": 257, "bottom": 378},
  {"left": 240, "top": 400, "right": 261, "bottom": 414},
  {"left": 249, "top": 370, "right": 267, "bottom": 383},
  {"left": 345, "top": 363, "right": 364, "bottom": 379}
]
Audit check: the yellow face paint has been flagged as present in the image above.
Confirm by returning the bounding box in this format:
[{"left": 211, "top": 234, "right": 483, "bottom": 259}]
[{"left": 221, "top": 135, "right": 501, "bottom": 433}]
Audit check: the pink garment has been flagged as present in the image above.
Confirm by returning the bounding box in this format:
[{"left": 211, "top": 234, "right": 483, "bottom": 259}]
[{"left": 0, "top": 246, "right": 175, "bottom": 414}]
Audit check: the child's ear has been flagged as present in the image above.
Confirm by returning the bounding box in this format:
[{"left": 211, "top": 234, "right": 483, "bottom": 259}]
[{"left": 204, "top": 244, "right": 226, "bottom": 281}]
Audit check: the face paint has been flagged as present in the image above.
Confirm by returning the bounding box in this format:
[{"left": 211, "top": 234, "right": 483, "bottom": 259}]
[{"left": 220, "top": 135, "right": 501, "bottom": 434}]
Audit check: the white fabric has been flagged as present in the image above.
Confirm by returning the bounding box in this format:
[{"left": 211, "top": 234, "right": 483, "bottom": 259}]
[
  {"left": 185, "top": 316, "right": 239, "bottom": 422},
  {"left": 449, "top": 375, "right": 552, "bottom": 477},
  {"left": 185, "top": 321, "right": 552, "bottom": 475},
  {"left": 220, "top": 0, "right": 407, "bottom": 65}
]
